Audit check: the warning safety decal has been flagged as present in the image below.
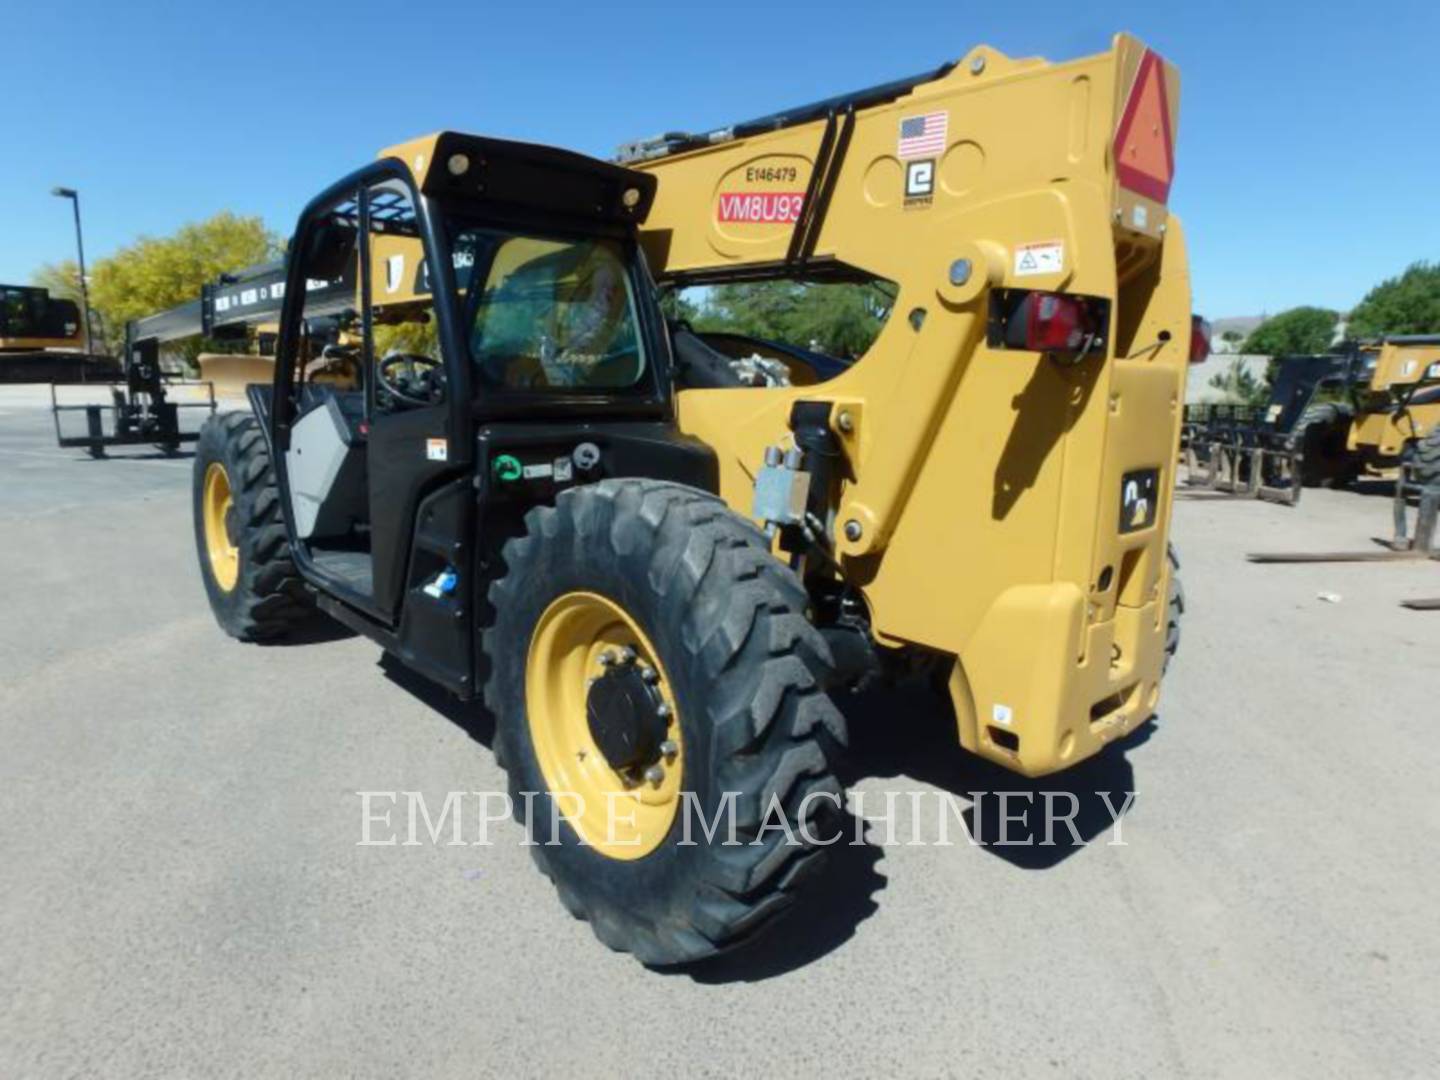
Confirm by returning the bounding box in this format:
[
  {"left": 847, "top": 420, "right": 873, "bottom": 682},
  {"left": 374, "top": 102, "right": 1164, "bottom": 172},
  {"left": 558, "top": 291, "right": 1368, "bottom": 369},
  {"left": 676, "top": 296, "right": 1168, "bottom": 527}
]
[{"left": 1014, "top": 241, "right": 1064, "bottom": 277}]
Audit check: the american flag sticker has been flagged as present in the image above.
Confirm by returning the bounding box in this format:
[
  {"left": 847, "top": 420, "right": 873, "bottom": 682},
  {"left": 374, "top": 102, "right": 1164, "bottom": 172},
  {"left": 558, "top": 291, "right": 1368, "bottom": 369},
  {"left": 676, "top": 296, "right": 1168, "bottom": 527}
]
[{"left": 898, "top": 111, "right": 948, "bottom": 159}]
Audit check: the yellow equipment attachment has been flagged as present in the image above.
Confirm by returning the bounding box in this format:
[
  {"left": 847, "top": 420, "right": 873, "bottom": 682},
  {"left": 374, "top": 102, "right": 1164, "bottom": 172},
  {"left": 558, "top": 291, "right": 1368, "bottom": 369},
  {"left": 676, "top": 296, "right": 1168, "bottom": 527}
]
[{"left": 629, "top": 33, "right": 1190, "bottom": 776}]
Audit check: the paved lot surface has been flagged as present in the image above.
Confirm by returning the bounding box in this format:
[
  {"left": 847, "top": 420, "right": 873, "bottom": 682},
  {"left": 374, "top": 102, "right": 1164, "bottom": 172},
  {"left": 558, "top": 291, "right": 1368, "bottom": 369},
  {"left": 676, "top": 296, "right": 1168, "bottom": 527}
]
[{"left": 2, "top": 386, "right": 1438, "bottom": 1078}]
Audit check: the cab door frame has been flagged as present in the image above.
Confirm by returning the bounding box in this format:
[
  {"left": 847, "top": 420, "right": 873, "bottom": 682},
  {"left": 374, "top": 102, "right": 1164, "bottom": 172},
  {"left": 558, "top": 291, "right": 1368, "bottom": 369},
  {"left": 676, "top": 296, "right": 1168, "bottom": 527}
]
[{"left": 270, "top": 158, "right": 474, "bottom": 626}]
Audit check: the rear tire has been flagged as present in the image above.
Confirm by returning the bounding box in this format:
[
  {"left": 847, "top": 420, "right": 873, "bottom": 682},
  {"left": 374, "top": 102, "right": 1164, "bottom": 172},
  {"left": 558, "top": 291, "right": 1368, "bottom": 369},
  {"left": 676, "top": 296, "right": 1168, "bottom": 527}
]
[
  {"left": 1297, "top": 402, "right": 1355, "bottom": 487},
  {"left": 192, "top": 411, "right": 310, "bottom": 641},
  {"left": 483, "top": 479, "right": 847, "bottom": 966},
  {"left": 1164, "top": 543, "right": 1184, "bottom": 673},
  {"left": 1410, "top": 427, "right": 1440, "bottom": 489}
]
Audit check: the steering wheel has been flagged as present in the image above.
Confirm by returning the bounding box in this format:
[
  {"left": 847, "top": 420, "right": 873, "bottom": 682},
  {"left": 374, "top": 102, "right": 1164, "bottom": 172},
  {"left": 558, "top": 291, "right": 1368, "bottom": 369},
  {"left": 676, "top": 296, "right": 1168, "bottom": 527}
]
[{"left": 377, "top": 352, "right": 446, "bottom": 407}]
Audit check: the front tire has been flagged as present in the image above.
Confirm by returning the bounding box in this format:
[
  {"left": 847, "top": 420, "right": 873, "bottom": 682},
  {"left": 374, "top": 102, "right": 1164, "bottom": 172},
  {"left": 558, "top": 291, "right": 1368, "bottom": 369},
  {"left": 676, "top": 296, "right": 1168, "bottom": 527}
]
[
  {"left": 192, "top": 412, "right": 310, "bottom": 641},
  {"left": 1297, "top": 402, "right": 1355, "bottom": 487},
  {"left": 1164, "top": 543, "right": 1184, "bottom": 673},
  {"left": 483, "top": 480, "right": 847, "bottom": 966}
]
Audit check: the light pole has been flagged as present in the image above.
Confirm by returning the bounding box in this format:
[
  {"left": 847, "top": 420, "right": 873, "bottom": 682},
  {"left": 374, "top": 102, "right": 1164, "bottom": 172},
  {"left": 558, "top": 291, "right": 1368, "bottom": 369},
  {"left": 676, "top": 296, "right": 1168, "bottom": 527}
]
[{"left": 50, "top": 186, "right": 95, "bottom": 356}]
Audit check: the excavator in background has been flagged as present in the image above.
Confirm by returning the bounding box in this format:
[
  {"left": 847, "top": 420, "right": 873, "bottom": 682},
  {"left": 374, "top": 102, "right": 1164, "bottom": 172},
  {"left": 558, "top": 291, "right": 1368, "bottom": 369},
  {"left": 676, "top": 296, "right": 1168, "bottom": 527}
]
[
  {"left": 174, "top": 33, "right": 1195, "bottom": 965},
  {"left": 1, "top": 283, "right": 117, "bottom": 382}
]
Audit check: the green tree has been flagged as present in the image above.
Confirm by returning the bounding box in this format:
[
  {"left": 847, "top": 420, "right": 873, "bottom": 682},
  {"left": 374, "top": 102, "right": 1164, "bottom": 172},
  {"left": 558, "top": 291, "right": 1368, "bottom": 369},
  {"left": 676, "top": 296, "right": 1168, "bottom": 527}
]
[
  {"left": 1207, "top": 358, "right": 1269, "bottom": 406},
  {"left": 1348, "top": 261, "right": 1440, "bottom": 338},
  {"left": 658, "top": 288, "right": 699, "bottom": 325},
  {"left": 83, "top": 212, "right": 279, "bottom": 358},
  {"left": 1241, "top": 306, "right": 1339, "bottom": 357},
  {"left": 695, "top": 280, "right": 892, "bottom": 357},
  {"left": 29, "top": 259, "right": 83, "bottom": 304}
]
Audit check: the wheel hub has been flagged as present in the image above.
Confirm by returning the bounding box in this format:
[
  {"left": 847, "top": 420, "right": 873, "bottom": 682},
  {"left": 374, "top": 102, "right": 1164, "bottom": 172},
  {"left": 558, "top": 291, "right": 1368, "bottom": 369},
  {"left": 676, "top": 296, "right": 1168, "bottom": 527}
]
[
  {"left": 525, "top": 591, "right": 685, "bottom": 859},
  {"left": 586, "top": 664, "right": 668, "bottom": 773}
]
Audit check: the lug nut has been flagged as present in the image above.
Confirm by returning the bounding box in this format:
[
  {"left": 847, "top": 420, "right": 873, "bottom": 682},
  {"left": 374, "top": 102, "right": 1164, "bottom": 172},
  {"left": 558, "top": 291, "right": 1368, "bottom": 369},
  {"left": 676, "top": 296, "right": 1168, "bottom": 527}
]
[
  {"left": 643, "top": 764, "right": 665, "bottom": 784},
  {"left": 619, "top": 646, "right": 637, "bottom": 665},
  {"left": 659, "top": 739, "right": 679, "bottom": 759},
  {"left": 598, "top": 650, "right": 617, "bottom": 667},
  {"left": 640, "top": 666, "right": 660, "bottom": 685},
  {"left": 655, "top": 703, "right": 671, "bottom": 720}
]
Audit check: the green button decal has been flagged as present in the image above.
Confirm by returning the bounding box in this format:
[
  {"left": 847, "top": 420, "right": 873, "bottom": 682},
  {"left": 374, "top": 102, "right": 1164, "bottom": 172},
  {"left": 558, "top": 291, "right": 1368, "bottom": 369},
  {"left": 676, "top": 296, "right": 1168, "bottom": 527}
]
[{"left": 492, "top": 454, "right": 523, "bottom": 483}]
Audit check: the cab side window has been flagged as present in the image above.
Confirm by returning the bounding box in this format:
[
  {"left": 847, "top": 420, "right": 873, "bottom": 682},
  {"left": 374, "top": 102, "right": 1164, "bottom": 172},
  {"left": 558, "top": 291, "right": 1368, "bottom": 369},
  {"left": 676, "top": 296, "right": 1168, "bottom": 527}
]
[
  {"left": 365, "top": 180, "right": 446, "bottom": 411},
  {"left": 293, "top": 193, "right": 364, "bottom": 395}
]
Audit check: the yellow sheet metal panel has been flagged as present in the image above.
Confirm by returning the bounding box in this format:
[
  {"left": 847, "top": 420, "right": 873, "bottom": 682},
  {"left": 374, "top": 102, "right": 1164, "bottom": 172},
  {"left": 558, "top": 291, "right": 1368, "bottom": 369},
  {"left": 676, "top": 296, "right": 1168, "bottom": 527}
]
[{"left": 659, "top": 34, "right": 1189, "bottom": 775}]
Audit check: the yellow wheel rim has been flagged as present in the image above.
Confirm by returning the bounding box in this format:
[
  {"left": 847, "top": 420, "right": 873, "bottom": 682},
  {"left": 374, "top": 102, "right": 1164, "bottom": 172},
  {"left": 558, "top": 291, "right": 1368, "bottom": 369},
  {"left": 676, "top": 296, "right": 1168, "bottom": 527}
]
[
  {"left": 202, "top": 461, "right": 240, "bottom": 592},
  {"left": 526, "top": 591, "right": 684, "bottom": 859}
]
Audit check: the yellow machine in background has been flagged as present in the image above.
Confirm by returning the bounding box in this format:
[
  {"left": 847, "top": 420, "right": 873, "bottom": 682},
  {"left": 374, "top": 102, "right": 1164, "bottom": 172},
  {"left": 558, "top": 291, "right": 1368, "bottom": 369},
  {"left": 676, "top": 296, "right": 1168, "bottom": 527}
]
[
  {"left": 628, "top": 33, "right": 1193, "bottom": 775},
  {"left": 1346, "top": 337, "right": 1440, "bottom": 469},
  {"left": 2, "top": 283, "right": 114, "bottom": 381}
]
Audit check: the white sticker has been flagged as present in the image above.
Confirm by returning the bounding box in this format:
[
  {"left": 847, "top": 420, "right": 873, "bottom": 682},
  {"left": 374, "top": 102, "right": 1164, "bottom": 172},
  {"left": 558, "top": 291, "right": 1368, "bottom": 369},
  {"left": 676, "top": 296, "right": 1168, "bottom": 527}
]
[
  {"left": 522, "top": 462, "right": 553, "bottom": 480},
  {"left": 552, "top": 457, "right": 574, "bottom": 483},
  {"left": 992, "top": 703, "right": 1013, "bottom": 727},
  {"left": 1401, "top": 358, "right": 1417, "bottom": 377},
  {"left": 1132, "top": 204, "right": 1148, "bottom": 229},
  {"left": 1014, "top": 241, "right": 1064, "bottom": 277},
  {"left": 1267, "top": 403, "right": 1284, "bottom": 421},
  {"left": 426, "top": 438, "right": 448, "bottom": 462},
  {"left": 385, "top": 254, "right": 405, "bottom": 294}
]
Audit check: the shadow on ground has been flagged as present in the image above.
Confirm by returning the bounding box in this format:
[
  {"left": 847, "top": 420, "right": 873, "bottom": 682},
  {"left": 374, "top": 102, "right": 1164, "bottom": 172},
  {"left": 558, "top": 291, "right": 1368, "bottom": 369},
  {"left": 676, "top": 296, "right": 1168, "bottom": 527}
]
[
  {"left": 838, "top": 680, "right": 1151, "bottom": 871},
  {"left": 77, "top": 448, "right": 199, "bottom": 462},
  {"left": 258, "top": 611, "right": 357, "bottom": 647},
  {"left": 378, "top": 656, "right": 1148, "bottom": 983}
]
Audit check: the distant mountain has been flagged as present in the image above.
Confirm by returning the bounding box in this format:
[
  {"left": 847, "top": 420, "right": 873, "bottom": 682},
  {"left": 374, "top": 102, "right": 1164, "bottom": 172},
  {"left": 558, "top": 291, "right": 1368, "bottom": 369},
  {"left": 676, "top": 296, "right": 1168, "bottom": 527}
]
[{"left": 1209, "top": 315, "right": 1264, "bottom": 350}]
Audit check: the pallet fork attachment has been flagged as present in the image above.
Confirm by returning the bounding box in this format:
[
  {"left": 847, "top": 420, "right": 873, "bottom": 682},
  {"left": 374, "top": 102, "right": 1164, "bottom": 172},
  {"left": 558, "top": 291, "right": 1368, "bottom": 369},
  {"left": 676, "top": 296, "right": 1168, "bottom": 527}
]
[
  {"left": 1180, "top": 406, "right": 1303, "bottom": 505},
  {"left": 51, "top": 336, "right": 216, "bottom": 456},
  {"left": 1246, "top": 459, "right": 1439, "bottom": 608}
]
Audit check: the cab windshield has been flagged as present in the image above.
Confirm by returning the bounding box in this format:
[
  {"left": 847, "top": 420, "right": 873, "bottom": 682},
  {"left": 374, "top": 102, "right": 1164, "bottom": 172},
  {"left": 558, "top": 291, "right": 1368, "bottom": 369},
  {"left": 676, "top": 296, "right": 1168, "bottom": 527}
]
[{"left": 458, "top": 231, "right": 647, "bottom": 391}]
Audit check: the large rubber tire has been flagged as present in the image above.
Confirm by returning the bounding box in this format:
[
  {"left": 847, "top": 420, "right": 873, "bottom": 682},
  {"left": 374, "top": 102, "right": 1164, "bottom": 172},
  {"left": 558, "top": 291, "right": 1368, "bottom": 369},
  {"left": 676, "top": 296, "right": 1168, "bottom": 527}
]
[
  {"left": 1410, "top": 427, "right": 1440, "bottom": 489},
  {"left": 192, "top": 411, "right": 311, "bottom": 641},
  {"left": 483, "top": 479, "right": 848, "bottom": 966},
  {"left": 1297, "top": 402, "right": 1356, "bottom": 487},
  {"left": 1164, "top": 543, "right": 1184, "bottom": 673}
]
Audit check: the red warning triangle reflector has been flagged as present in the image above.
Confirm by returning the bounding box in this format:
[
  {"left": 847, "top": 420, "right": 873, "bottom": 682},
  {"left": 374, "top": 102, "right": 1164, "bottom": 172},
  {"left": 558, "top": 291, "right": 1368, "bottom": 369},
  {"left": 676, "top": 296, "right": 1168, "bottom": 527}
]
[{"left": 1113, "top": 49, "right": 1174, "bottom": 203}]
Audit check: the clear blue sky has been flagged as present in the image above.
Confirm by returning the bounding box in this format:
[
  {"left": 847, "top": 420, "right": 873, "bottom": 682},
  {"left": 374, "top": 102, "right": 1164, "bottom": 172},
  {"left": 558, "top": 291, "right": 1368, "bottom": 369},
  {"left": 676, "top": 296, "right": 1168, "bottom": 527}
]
[{"left": 4, "top": 0, "right": 1437, "bottom": 318}]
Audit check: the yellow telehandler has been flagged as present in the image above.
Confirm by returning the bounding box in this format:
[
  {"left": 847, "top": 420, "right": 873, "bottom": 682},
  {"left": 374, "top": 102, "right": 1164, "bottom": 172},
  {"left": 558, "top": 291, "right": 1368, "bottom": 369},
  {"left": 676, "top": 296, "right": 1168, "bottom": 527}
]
[{"left": 187, "top": 33, "right": 1196, "bottom": 964}]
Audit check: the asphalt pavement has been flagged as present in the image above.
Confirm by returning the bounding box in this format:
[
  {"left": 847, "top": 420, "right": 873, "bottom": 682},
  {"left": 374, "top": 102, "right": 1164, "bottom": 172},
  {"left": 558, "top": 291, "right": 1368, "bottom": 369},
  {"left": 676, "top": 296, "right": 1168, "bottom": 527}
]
[{"left": 2, "top": 386, "right": 1437, "bottom": 1078}]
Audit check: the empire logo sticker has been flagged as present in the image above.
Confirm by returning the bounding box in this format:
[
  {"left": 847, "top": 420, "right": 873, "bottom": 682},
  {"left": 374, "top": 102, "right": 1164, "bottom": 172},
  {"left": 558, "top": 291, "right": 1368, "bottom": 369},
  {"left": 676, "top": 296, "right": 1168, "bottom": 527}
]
[
  {"left": 426, "top": 438, "right": 448, "bottom": 462},
  {"left": 903, "top": 159, "right": 935, "bottom": 209},
  {"left": 716, "top": 192, "right": 805, "bottom": 224}
]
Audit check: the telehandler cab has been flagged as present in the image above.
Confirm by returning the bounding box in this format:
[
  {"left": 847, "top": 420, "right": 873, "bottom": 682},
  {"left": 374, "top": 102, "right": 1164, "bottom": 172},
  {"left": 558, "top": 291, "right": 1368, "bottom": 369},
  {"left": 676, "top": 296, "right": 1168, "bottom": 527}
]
[{"left": 192, "top": 34, "right": 1192, "bottom": 964}]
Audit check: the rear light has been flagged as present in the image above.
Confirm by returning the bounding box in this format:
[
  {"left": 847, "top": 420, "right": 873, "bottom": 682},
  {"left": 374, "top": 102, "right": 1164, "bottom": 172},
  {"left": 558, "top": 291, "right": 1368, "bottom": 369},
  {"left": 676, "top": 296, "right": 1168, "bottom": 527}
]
[
  {"left": 1025, "top": 293, "right": 1093, "bottom": 351},
  {"left": 1190, "top": 316, "right": 1212, "bottom": 364},
  {"left": 988, "top": 289, "right": 1109, "bottom": 361}
]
